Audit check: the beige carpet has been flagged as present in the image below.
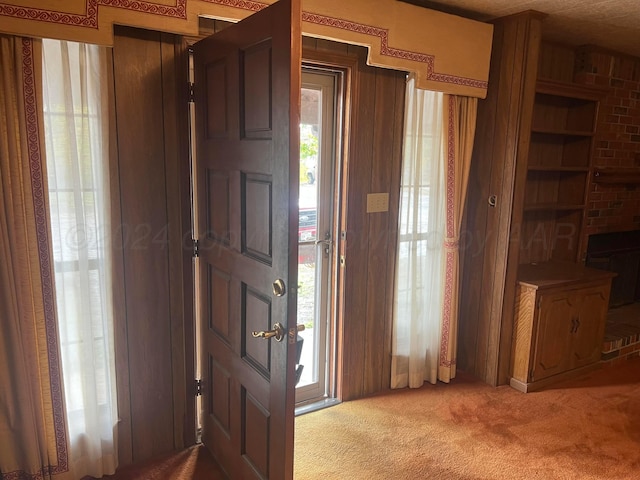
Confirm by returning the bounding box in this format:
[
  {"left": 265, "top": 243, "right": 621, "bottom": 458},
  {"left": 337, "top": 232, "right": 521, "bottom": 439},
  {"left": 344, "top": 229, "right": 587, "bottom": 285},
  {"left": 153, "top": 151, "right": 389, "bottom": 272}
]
[{"left": 295, "top": 359, "right": 640, "bottom": 480}]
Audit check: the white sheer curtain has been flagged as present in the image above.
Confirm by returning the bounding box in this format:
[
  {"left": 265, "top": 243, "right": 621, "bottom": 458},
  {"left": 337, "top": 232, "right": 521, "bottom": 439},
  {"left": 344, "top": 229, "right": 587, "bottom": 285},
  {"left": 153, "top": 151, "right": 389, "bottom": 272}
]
[
  {"left": 42, "top": 39, "right": 118, "bottom": 477},
  {"left": 391, "top": 76, "right": 445, "bottom": 389}
]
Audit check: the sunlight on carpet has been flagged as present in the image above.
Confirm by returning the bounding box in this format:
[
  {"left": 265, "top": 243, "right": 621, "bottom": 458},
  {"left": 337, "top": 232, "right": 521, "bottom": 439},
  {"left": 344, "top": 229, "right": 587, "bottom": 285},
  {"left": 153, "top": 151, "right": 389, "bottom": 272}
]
[{"left": 294, "top": 358, "right": 640, "bottom": 480}]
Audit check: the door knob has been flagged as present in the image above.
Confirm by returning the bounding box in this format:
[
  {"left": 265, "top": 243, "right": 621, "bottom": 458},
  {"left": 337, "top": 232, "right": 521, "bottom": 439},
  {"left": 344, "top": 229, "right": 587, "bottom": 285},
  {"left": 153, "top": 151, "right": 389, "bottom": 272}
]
[
  {"left": 272, "top": 279, "right": 286, "bottom": 297},
  {"left": 252, "top": 322, "right": 284, "bottom": 342},
  {"left": 289, "top": 323, "right": 305, "bottom": 337}
]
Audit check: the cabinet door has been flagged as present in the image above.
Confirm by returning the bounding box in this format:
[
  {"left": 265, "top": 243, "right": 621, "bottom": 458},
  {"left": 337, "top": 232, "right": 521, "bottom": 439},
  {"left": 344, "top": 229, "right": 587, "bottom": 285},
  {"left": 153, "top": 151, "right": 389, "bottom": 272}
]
[
  {"left": 532, "top": 291, "right": 574, "bottom": 381},
  {"left": 572, "top": 285, "right": 609, "bottom": 368}
]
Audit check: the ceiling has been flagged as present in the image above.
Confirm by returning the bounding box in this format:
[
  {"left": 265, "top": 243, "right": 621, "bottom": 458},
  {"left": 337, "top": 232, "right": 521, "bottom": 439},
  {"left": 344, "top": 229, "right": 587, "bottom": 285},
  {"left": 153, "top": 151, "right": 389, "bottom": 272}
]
[{"left": 404, "top": 0, "right": 640, "bottom": 58}]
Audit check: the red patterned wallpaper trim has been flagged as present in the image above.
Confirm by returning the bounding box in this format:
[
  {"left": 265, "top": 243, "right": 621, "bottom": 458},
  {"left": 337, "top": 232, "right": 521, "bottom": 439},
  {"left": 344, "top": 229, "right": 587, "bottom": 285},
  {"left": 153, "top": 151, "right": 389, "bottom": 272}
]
[
  {"left": 301, "top": 11, "right": 487, "bottom": 89},
  {"left": 202, "top": 0, "right": 265, "bottom": 12},
  {"left": 206, "top": 0, "right": 488, "bottom": 89},
  {"left": 0, "top": 0, "right": 187, "bottom": 29},
  {"left": 0, "top": 0, "right": 487, "bottom": 90}
]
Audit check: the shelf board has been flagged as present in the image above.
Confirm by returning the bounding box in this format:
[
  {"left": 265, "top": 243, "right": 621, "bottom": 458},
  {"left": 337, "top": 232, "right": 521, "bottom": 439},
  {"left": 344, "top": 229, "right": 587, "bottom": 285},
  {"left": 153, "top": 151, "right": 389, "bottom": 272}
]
[
  {"left": 593, "top": 168, "right": 640, "bottom": 185},
  {"left": 523, "top": 203, "right": 585, "bottom": 212},
  {"left": 531, "top": 127, "right": 594, "bottom": 137},
  {"left": 527, "top": 166, "right": 589, "bottom": 173},
  {"left": 517, "top": 261, "right": 616, "bottom": 289},
  {"left": 535, "top": 79, "right": 609, "bottom": 100}
]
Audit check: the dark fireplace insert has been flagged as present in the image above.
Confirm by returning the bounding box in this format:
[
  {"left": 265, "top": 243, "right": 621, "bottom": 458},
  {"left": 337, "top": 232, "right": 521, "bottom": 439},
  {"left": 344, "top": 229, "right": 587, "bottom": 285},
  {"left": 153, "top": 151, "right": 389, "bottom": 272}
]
[{"left": 585, "top": 230, "right": 640, "bottom": 307}]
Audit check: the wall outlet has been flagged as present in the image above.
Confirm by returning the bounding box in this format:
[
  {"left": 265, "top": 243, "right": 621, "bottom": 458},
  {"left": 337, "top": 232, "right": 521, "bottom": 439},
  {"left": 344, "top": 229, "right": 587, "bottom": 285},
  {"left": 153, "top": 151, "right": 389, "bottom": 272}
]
[{"left": 367, "top": 193, "right": 389, "bottom": 213}]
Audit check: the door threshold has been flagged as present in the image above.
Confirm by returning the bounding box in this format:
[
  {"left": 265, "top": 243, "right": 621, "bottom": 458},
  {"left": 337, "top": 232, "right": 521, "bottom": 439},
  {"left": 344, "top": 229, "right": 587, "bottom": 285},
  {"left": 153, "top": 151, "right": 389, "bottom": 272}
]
[{"left": 295, "top": 397, "right": 341, "bottom": 416}]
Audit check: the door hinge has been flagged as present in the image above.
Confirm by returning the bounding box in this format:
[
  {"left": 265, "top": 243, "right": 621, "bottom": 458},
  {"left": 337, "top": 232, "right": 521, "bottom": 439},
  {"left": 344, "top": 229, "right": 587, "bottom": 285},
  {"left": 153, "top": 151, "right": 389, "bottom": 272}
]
[
  {"left": 195, "top": 379, "right": 203, "bottom": 397},
  {"left": 192, "top": 239, "right": 199, "bottom": 258},
  {"left": 188, "top": 82, "right": 195, "bottom": 103}
]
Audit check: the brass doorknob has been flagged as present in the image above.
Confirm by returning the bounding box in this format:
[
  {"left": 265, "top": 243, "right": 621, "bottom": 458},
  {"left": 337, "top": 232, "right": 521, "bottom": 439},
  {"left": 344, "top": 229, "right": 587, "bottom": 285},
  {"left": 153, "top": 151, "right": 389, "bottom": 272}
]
[
  {"left": 272, "top": 279, "right": 286, "bottom": 297},
  {"left": 252, "top": 322, "right": 284, "bottom": 342}
]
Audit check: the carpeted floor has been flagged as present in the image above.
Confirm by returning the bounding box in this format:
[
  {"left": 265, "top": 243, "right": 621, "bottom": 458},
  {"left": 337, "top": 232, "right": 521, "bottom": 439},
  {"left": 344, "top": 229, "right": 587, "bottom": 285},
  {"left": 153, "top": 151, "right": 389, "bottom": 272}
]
[
  {"left": 295, "top": 358, "right": 640, "bottom": 480},
  {"left": 98, "top": 445, "right": 226, "bottom": 479},
  {"left": 102, "top": 358, "right": 640, "bottom": 479}
]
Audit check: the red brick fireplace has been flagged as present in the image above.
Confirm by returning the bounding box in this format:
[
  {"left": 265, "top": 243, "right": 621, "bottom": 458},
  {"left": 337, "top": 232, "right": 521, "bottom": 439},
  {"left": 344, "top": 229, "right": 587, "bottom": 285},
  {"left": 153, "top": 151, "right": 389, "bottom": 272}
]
[{"left": 573, "top": 47, "right": 640, "bottom": 365}]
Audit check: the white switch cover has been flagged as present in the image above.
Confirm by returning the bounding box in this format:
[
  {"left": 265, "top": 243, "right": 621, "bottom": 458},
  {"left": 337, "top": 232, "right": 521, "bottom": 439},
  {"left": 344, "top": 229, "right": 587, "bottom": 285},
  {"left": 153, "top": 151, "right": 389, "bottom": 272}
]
[{"left": 367, "top": 193, "right": 389, "bottom": 213}]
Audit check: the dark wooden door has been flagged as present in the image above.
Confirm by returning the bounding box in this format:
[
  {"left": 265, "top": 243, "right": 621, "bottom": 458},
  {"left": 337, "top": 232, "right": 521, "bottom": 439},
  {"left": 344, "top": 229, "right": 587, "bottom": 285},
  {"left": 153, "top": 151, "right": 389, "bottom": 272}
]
[{"left": 193, "top": 0, "right": 301, "bottom": 478}]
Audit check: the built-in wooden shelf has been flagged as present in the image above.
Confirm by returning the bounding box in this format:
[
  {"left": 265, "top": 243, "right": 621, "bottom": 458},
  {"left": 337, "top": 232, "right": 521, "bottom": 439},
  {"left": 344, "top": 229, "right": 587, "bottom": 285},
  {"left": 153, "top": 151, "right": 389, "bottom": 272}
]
[
  {"left": 527, "top": 166, "right": 589, "bottom": 173},
  {"left": 530, "top": 127, "right": 594, "bottom": 136},
  {"left": 535, "top": 78, "right": 609, "bottom": 100},
  {"left": 523, "top": 203, "right": 585, "bottom": 212},
  {"left": 593, "top": 168, "right": 640, "bottom": 185},
  {"left": 520, "top": 79, "right": 604, "bottom": 265}
]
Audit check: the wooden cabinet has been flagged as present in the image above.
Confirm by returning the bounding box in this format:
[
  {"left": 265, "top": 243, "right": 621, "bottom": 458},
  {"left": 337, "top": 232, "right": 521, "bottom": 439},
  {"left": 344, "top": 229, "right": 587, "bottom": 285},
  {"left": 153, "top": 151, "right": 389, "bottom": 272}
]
[
  {"left": 510, "top": 262, "right": 614, "bottom": 392},
  {"left": 520, "top": 80, "right": 605, "bottom": 265}
]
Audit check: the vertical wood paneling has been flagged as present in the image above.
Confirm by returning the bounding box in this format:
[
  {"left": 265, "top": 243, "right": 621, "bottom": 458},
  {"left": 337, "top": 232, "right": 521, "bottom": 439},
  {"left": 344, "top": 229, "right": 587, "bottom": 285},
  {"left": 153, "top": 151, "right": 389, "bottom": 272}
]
[
  {"left": 459, "top": 17, "right": 508, "bottom": 382},
  {"left": 480, "top": 18, "right": 528, "bottom": 384},
  {"left": 303, "top": 41, "right": 405, "bottom": 401},
  {"left": 114, "top": 29, "right": 174, "bottom": 461},
  {"left": 160, "top": 33, "right": 192, "bottom": 450},
  {"left": 538, "top": 42, "right": 576, "bottom": 82},
  {"left": 498, "top": 18, "right": 544, "bottom": 385},
  {"left": 341, "top": 48, "right": 373, "bottom": 400},
  {"left": 458, "top": 12, "right": 543, "bottom": 386},
  {"left": 108, "top": 47, "right": 133, "bottom": 467},
  {"left": 382, "top": 75, "right": 406, "bottom": 388},
  {"left": 364, "top": 69, "right": 402, "bottom": 395},
  {"left": 112, "top": 26, "right": 193, "bottom": 465}
]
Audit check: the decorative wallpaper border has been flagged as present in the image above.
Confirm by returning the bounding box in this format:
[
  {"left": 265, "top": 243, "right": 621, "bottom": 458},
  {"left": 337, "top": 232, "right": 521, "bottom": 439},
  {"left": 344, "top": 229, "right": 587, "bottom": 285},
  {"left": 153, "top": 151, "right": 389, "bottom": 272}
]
[
  {"left": 300, "top": 10, "right": 487, "bottom": 89},
  {"left": 0, "top": 0, "right": 489, "bottom": 93},
  {"left": 0, "top": 0, "right": 187, "bottom": 27}
]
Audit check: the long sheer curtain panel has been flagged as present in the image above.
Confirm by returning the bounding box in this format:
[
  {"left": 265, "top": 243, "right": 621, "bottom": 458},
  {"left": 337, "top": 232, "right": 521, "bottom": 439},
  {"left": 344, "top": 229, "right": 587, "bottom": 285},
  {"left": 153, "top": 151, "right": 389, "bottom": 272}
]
[
  {"left": 391, "top": 77, "right": 446, "bottom": 388},
  {"left": 42, "top": 39, "right": 118, "bottom": 478}
]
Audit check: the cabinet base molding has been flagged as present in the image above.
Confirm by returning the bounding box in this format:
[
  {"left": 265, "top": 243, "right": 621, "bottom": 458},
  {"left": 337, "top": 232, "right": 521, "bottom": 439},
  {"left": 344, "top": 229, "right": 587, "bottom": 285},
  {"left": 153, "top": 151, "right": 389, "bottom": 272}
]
[{"left": 510, "top": 362, "right": 602, "bottom": 393}]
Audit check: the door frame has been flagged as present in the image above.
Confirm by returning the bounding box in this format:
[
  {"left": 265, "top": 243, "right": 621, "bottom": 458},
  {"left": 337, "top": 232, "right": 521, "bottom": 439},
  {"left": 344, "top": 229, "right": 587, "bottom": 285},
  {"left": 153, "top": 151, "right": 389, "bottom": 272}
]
[
  {"left": 299, "top": 48, "right": 358, "bottom": 404},
  {"left": 295, "top": 66, "right": 342, "bottom": 406}
]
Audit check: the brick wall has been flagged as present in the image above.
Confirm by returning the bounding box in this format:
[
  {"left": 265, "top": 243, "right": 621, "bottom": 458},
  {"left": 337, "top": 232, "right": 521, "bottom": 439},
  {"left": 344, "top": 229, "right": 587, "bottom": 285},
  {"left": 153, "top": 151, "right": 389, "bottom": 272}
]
[{"left": 573, "top": 47, "right": 640, "bottom": 245}]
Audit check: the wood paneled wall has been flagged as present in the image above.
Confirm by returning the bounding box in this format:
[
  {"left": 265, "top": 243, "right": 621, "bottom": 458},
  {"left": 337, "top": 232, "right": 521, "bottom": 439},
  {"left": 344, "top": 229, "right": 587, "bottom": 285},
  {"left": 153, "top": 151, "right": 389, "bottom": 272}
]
[
  {"left": 458, "top": 12, "right": 543, "bottom": 386},
  {"left": 110, "top": 26, "right": 194, "bottom": 466},
  {"left": 537, "top": 42, "right": 576, "bottom": 83},
  {"left": 302, "top": 39, "right": 406, "bottom": 401},
  {"left": 108, "top": 30, "right": 404, "bottom": 465}
]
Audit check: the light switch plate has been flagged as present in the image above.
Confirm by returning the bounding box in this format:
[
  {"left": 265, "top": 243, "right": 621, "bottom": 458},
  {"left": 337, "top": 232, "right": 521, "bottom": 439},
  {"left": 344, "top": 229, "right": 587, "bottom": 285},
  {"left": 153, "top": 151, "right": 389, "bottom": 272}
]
[{"left": 367, "top": 193, "right": 389, "bottom": 213}]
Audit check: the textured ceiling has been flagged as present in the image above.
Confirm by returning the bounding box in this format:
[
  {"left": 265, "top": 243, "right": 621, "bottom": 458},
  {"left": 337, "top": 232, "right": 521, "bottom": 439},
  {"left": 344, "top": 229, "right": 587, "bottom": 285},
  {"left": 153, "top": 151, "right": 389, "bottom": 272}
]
[{"left": 405, "top": 0, "right": 640, "bottom": 58}]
